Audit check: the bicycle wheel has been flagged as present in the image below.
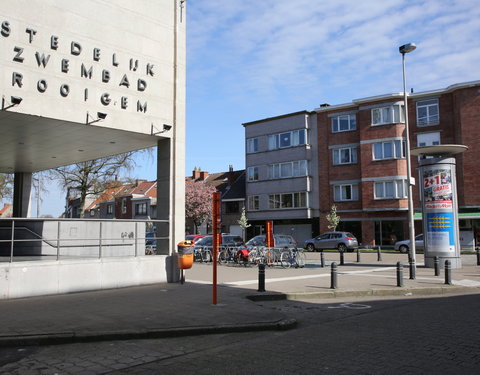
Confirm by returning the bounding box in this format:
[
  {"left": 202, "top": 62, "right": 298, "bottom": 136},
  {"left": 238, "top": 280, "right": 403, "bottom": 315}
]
[
  {"left": 218, "top": 250, "right": 227, "bottom": 265},
  {"left": 202, "top": 249, "right": 212, "bottom": 263},
  {"left": 264, "top": 249, "right": 275, "bottom": 266},
  {"left": 280, "top": 251, "right": 293, "bottom": 269},
  {"left": 248, "top": 249, "right": 259, "bottom": 265},
  {"left": 296, "top": 251, "right": 306, "bottom": 268}
]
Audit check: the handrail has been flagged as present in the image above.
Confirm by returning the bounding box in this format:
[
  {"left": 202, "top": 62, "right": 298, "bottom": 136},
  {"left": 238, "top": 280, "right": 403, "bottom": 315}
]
[{"left": 0, "top": 218, "right": 169, "bottom": 263}]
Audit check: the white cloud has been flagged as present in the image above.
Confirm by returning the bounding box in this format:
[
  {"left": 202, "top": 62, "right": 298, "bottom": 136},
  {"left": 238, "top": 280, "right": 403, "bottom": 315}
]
[{"left": 187, "top": 0, "right": 479, "bottom": 104}]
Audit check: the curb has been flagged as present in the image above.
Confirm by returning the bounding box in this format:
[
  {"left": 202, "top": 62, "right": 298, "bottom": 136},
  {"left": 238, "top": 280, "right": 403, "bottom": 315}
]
[
  {"left": 0, "top": 318, "right": 297, "bottom": 348},
  {"left": 247, "top": 285, "right": 478, "bottom": 302}
]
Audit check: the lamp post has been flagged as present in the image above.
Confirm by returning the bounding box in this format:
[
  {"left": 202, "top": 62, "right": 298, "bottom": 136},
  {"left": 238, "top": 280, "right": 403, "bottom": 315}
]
[{"left": 399, "top": 42, "right": 417, "bottom": 279}]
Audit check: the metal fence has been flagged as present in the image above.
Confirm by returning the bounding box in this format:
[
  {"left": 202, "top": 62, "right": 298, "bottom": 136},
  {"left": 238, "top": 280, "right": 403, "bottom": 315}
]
[{"left": 0, "top": 218, "right": 169, "bottom": 262}]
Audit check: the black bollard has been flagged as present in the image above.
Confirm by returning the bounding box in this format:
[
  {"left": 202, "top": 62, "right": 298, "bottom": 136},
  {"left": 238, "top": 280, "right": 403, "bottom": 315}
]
[
  {"left": 356, "top": 248, "right": 361, "bottom": 263},
  {"left": 339, "top": 251, "right": 344, "bottom": 265},
  {"left": 434, "top": 256, "right": 440, "bottom": 276},
  {"left": 377, "top": 246, "right": 382, "bottom": 262},
  {"left": 477, "top": 248, "right": 480, "bottom": 266},
  {"left": 445, "top": 260, "right": 452, "bottom": 285},
  {"left": 396, "top": 261, "right": 403, "bottom": 287},
  {"left": 258, "top": 263, "right": 266, "bottom": 292},
  {"left": 409, "top": 258, "right": 416, "bottom": 280},
  {"left": 330, "top": 262, "right": 338, "bottom": 289},
  {"left": 320, "top": 251, "right": 325, "bottom": 268}
]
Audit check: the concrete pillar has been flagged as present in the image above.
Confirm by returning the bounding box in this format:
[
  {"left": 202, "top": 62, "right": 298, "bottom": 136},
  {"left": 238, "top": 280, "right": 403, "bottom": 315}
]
[
  {"left": 13, "top": 172, "right": 32, "bottom": 217},
  {"left": 156, "top": 138, "right": 172, "bottom": 255}
]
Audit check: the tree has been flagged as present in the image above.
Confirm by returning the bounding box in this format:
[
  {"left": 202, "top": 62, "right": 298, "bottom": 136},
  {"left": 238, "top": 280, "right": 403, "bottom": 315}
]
[
  {"left": 185, "top": 179, "right": 216, "bottom": 234},
  {"left": 0, "top": 173, "right": 13, "bottom": 201},
  {"left": 49, "top": 153, "right": 136, "bottom": 218},
  {"left": 326, "top": 204, "right": 340, "bottom": 231},
  {"left": 237, "top": 206, "right": 251, "bottom": 241}
]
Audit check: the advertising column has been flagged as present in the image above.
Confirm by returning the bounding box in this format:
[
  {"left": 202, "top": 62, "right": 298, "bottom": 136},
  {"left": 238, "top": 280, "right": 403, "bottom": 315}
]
[{"left": 419, "top": 157, "right": 461, "bottom": 268}]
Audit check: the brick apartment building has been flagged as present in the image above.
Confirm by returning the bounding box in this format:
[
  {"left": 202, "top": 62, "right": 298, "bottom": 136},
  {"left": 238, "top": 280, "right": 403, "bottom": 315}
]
[
  {"left": 317, "top": 80, "right": 480, "bottom": 246},
  {"left": 245, "top": 81, "right": 480, "bottom": 247}
]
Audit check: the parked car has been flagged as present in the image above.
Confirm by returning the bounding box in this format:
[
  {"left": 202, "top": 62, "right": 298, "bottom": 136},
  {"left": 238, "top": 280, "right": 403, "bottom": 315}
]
[
  {"left": 304, "top": 232, "right": 358, "bottom": 252},
  {"left": 245, "top": 234, "right": 297, "bottom": 250},
  {"left": 194, "top": 234, "right": 245, "bottom": 248},
  {"left": 145, "top": 232, "right": 157, "bottom": 255},
  {"left": 394, "top": 234, "right": 424, "bottom": 253},
  {"left": 185, "top": 234, "right": 208, "bottom": 243}
]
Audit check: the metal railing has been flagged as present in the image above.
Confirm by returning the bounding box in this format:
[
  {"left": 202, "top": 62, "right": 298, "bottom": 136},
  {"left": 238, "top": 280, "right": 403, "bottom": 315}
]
[{"left": 0, "top": 218, "right": 169, "bottom": 263}]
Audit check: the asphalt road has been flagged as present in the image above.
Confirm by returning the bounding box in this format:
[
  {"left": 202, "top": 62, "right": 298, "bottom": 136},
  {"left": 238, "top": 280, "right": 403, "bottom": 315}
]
[{"left": 1, "top": 292, "right": 479, "bottom": 374}]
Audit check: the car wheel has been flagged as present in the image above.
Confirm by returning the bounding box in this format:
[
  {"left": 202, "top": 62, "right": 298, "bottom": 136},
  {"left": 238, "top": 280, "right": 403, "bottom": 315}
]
[
  {"left": 399, "top": 245, "right": 409, "bottom": 254},
  {"left": 338, "top": 243, "right": 347, "bottom": 253},
  {"left": 306, "top": 243, "right": 315, "bottom": 252}
]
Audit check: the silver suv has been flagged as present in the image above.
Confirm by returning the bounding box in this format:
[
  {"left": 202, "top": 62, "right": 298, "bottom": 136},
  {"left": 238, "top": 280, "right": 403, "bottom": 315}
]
[{"left": 304, "top": 232, "right": 358, "bottom": 252}]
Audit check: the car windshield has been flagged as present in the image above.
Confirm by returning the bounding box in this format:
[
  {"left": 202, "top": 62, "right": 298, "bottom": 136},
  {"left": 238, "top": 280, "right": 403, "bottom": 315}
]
[
  {"left": 195, "top": 236, "right": 212, "bottom": 246},
  {"left": 246, "top": 236, "right": 265, "bottom": 247}
]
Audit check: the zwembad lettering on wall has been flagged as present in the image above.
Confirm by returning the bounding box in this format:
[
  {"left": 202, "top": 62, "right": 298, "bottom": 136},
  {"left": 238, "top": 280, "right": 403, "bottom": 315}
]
[{"left": 1, "top": 19, "right": 153, "bottom": 114}]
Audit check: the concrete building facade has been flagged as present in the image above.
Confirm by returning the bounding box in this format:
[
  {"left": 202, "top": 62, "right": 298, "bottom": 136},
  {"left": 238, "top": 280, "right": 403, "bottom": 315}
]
[
  {"left": 243, "top": 111, "right": 319, "bottom": 244},
  {"left": 0, "top": 0, "right": 187, "bottom": 298}
]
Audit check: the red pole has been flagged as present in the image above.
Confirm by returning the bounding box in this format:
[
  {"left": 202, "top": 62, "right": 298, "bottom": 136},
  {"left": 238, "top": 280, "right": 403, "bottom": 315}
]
[
  {"left": 212, "top": 192, "right": 221, "bottom": 305},
  {"left": 266, "top": 220, "right": 274, "bottom": 248}
]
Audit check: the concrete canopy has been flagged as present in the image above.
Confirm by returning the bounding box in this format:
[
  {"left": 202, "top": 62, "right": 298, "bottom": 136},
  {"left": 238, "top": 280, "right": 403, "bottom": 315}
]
[{"left": 0, "top": 111, "right": 161, "bottom": 173}]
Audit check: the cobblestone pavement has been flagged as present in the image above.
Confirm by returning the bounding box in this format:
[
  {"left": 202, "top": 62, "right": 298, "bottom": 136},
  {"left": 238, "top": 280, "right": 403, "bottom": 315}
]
[{"left": 1, "top": 293, "right": 479, "bottom": 374}]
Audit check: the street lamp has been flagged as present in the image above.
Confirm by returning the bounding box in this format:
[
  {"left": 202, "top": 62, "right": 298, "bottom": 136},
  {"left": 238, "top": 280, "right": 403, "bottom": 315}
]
[{"left": 399, "top": 42, "right": 416, "bottom": 279}]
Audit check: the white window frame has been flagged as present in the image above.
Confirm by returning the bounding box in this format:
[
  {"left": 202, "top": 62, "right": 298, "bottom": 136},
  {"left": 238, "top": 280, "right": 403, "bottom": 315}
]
[
  {"left": 268, "top": 129, "right": 307, "bottom": 150},
  {"left": 333, "top": 184, "right": 359, "bottom": 201},
  {"left": 332, "top": 114, "right": 356, "bottom": 133},
  {"left": 107, "top": 204, "right": 113, "bottom": 214},
  {"left": 373, "top": 140, "right": 406, "bottom": 160},
  {"left": 333, "top": 147, "right": 357, "bottom": 165},
  {"left": 374, "top": 180, "right": 407, "bottom": 199},
  {"left": 135, "top": 202, "right": 147, "bottom": 215},
  {"left": 371, "top": 104, "right": 404, "bottom": 126},
  {"left": 416, "top": 99, "right": 439, "bottom": 126},
  {"left": 246, "top": 138, "right": 259, "bottom": 153},
  {"left": 247, "top": 166, "right": 259, "bottom": 182},
  {"left": 268, "top": 192, "right": 307, "bottom": 209},
  {"left": 247, "top": 195, "right": 259, "bottom": 211},
  {"left": 268, "top": 160, "right": 308, "bottom": 179}
]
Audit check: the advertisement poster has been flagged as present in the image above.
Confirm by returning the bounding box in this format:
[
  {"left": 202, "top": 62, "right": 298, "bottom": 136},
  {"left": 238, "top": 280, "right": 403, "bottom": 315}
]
[
  {"left": 423, "top": 166, "right": 455, "bottom": 253},
  {"left": 426, "top": 212, "right": 455, "bottom": 251},
  {"left": 423, "top": 168, "right": 453, "bottom": 210}
]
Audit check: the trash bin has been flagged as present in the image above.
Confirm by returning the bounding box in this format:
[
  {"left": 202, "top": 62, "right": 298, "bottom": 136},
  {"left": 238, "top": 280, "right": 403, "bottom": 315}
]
[{"left": 177, "top": 240, "right": 194, "bottom": 269}]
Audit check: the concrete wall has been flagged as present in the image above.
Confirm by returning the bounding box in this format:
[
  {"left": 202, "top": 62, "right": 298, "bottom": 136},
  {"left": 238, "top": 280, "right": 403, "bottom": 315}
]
[
  {"left": 0, "top": 220, "right": 148, "bottom": 257},
  {"left": 0, "top": 256, "right": 171, "bottom": 299}
]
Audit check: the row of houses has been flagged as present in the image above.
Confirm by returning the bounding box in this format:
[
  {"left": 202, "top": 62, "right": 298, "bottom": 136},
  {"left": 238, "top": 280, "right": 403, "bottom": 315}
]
[{"left": 65, "top": 167, "right": 247, "bottom": 237}]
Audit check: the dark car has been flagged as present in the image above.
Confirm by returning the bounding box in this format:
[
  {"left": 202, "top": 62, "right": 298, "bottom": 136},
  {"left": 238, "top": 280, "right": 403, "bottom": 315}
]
[
  {"left": 245, "top": 234, "right": 297, "bottom": 249},
  {"left": 194, "top": 234, "right": 245, "bottom": 248},
  {"left": 304, "top": 232, "right": 358, "bottom": 252}
]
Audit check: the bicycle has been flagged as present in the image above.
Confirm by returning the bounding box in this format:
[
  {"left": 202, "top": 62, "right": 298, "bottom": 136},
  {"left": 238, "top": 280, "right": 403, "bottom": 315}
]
[{"left": 280, "top": 248, "right": 306, "bottom": 268}]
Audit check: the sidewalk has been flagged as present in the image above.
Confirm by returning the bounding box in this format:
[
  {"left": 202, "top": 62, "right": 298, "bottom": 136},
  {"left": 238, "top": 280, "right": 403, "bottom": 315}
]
[{"left": 0, "top": 253, "right": 478, "bottom": 347}]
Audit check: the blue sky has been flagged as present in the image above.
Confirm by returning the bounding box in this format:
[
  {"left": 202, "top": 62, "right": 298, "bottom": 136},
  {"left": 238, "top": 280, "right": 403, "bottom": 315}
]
[{"left": 19, "top": 0, "right": 480, "bottom": 216}]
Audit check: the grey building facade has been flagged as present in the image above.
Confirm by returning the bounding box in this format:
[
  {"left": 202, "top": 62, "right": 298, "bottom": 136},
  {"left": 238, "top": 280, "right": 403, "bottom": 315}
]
[{"left": 243, "top": 111, "right": 319, "bottom": 244}]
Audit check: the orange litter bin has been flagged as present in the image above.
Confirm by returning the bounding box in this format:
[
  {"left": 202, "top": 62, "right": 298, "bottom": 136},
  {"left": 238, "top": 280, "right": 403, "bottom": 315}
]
[{"left": 177, "top": 240, "right": 194, "bottom": 284}]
